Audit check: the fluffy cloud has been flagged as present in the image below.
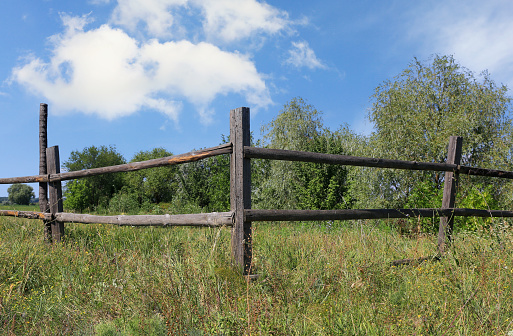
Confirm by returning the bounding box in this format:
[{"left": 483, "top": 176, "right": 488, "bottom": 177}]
[
  {"left": 411, "top": 0, "right": 513, "bottom": 88},
  {"left": 110, "top": 0, "right": 187, "bottom": 38},
  {"left": 110, "top": 0, "right": 289, "bottom": 42},
  {"left": 198, "top": 0, "right": 289, "bottom": 42},
  {"left": 286, "top": 41, "right": 326, "bottom": 70},
  {"left": 11, "top": 16, "right": 271, "bottom": 122}
]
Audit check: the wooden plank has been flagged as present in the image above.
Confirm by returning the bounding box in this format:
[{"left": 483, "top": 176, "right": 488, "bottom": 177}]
[
  {"left": 0, "top": 143, "right": 232, "bottom": 184},
  {"left": 230, "top": 107, "right": 252, "bottom": 274},
  {"left": 0, "top": 174, "right": 49, "bottom": 184},
  {"left": 438, "top": 136, "right": 463, "bottom": 254},
  {"left": 38, "top": 103, "right": 51, "bottom": 240},
  {"left": 245, "top": 147, "right": 455, "bottom": 171},
  {"left": 0, "top": 210, "right": 51, "bottom": 220},
  {"left": 47, "top": 146, "right": 64, "bottom": 242},
  {"left": 245, "top": 146, "right": 513, "bottom": 179},
  {"left": 245, "top": 208, "right": 450, "bottom": 221},
  {"left": 2, "top": 207, "right": 509, "bottom": 223},
  {"left": 244, "top": 208, "right": 513, "bottom": 222},
  {"left": 55, "top": 212, "right": 233, "bottom": 227}
]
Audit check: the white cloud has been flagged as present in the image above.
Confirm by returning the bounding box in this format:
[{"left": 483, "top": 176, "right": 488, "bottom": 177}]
[
  {"left": 109, "top": 0, "right": 290, "bottom": 42},
  {"left": 110, "top": 0, "right": 187, "bottom": 38},
  {"left": 410, "top": 0, "right": 513, "bottom": 88},
  {"left": 286, "top": 41, "right": 326, "bottom": 70},
  {"left": 197, "top": 0, "right": 289, "bottom": 42},
  {"left": 11, "top": 16, "right": 271, "bottom": 122}
]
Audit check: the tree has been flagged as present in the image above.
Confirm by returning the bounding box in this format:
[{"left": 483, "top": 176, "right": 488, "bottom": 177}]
[
  {"left": 293, "top": 130, "right": 353, "bottom": 210},
  {"left": 366, "top": 55, "right": 512, "bottom": 229},
  {"left": 256, "top": 97, "right": 352, "bottom": 210},
  {"left": 174, "top": 136, "right": 231, "bottom": 212},
  {"left": 124, "top": 148, "right": 178, "bottom": 204},
  {"left": 8, "top": 184, "right": 35, "bottom": 205},
  {"left": 63, "top": 145, "right": 126, "bottom": 211}
]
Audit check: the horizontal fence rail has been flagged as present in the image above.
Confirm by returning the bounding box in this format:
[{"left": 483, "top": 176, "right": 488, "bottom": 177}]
[
  {"left": 245, "top": 147, "right": 513, "bottom": 179},
  {"left": 6, "top": 207, "right": 507, "bottom": 226},
  {"left": 0, "top": 210, "right": 233, "bottom": 227},
  {"left": 0, "top": 210, "right": 49, "bottom": 220},
  {"left": 0, "top": 143, "right": 232, "bottom": 184},
  {"left": 244, "top": 208, "right": 513, "bottom": 222},
  {"left": 57, "top": 212, "right": 233, "bottom": 227}
]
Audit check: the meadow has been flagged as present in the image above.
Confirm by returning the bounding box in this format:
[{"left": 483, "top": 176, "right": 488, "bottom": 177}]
[{"left": 1, "top": 214, "right": 513, "bottom": 335}]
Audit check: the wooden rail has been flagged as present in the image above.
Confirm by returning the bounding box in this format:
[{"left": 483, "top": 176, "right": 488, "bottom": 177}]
[
  {"left": 5, "top": 208, "right": 507, "bottom": 223},
  {"left": 245, "top": 146, "right": 513, "bottom": 179},
  {"left": 244, "top": 208, "right": 513, "bottom": 222},
  {"left": 0, "top": 210, "right": 233, "bottom": 227},
  {"left": 57, "top": 212, "right": 233, "bottom": 227},
  {"left": 0, "top": 143, "right": 232, "bottom": 184}
]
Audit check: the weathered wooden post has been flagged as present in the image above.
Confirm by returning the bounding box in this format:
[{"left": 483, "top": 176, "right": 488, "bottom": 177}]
[
  {"left": 438, "top": 136, "right": 463, "bottom": 254},
  {"left": 230, "top": 107, "right": 252, "bottom": 274},
  {"left": 39, "top": 104, "right": 51, "bottom": 241},
  {"left": 47, "top": 146, "right": 64, "bottom": 242}
]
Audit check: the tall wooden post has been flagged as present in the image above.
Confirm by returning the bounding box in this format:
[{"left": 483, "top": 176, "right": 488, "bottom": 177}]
[
  {"left": 39, "top": 104, "right": 51, "bottom": 241},
  {"left": 47, "top": 146, "right": 64, "bottom": 242},
  {"left": 230, "top": 107, "right": 252, "bottom": 274},
  {"left": 438, "top": 136, "right": 463, "bottom": 254}
]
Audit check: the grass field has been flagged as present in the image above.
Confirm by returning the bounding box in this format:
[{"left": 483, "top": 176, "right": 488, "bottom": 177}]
[
  {"left": 1, "top": 215, "right": 513, "bottom": 335},
  {"left": 0, "top": 204, "right": 40, "bottom": 212}
]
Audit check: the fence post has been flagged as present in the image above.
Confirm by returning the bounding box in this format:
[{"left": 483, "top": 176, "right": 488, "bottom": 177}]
[
  {"left": 39, "top": 103, "right": 51, "bottom": 241},
  {"left": 47, "top": 146, "right": 64, "bottom": 242},
  {"left": 438, "top": 136, "right": 463, "bottom": 254},
  {"left": 230, "top": 107, "right": 252, "bottom": 274}
]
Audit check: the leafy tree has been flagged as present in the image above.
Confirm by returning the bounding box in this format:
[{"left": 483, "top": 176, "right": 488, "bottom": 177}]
[
  {"left": 293, "top": 130, "right": 353, "bottom": 210},
  {"left": 63, "top": 145, "right": 126, "bottom": 211},
  {"left": 172, "top": 134, "right": 266, "bottom": 213},
  {"left": 256, "top": 97, "right": 352, "bottom": 210},
  {"left": 365, "top": 55, "right": 512, "bottom": 229},
  {"left": 175, "top": 137, "right": 231, "bottom": 212},
  {"left": 124, "top": 148, "right": 178, "bottom": 204},
  {"left": 7, "top": 184, "right": 35, "bottom": 205}
]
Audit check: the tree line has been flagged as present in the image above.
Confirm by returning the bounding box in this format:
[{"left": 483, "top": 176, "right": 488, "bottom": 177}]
[{"left": 9, "top": 55, "right": 513, "bottom": 233}]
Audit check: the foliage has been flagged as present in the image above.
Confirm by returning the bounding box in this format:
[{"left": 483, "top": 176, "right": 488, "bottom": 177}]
[
  {"left": 175, "top": 151, "right": 231, "bottom": 212},
  {"left": 404, "top": 178, "right": 444, "bottom": 233},
  {"left": 108, "top": 186, "right": 143, "bottom": 215},
  {"left": 257, "top": 97, "right": 324, "bottom": 209},
  {"left": 455, "top": 181, "right": 499, "bottom": 231},
  {"left": 124, "top": 148, "right": 178, "bottom": 205},
  {"left": 257, "top": 97, "right": 353, "bottom": 210},
  {"left": 171, "top": 134, "right": 267, "bottom": 213},
  {"left": 7, "top": 184, "right": 35, "bottom": 205},
  {"left": 63, "top": 145, "right": 126, "bottom": 212},
  {"left": 293, "top": 130, "right": 353, "bottom": 210},
  {"left": 3, "top": 215, "right": 513, "bottom": 335},
  {"left": 366, "top": 55, "right": 512, "bottom": 212}
]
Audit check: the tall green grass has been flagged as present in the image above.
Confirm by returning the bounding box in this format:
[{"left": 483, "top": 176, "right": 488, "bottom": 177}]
[
  {"left": 0, "top": 204, "right": 40, "bottom": 211},
  {"left": 1, "top": 216, "right": 513, "bottom": 335}
]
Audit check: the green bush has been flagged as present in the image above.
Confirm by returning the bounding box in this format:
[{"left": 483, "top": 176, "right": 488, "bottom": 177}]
[
  {"left": 456, "top": 184, "right": 498, "bottom": 231},
  {"left": 405, "top": 179, "right": 499, "bottom": 233},
  {"left": 108, "top": 187, "right": 141, "bottom": 214}
]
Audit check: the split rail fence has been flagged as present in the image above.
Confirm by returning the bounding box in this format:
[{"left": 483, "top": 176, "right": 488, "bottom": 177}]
[{"left": 2, "top": 104, "right": 513, "bottom": 273}]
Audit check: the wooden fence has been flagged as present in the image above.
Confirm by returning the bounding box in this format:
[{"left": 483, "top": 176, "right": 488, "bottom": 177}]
[{"left": 2, "top": 104, "right": 513, "bottom": 274}]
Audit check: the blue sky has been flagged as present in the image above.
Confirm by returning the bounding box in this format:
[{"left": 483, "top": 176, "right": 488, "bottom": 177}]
[{"left": 1, "top": 0, "right": 513, "bottom": 197}]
